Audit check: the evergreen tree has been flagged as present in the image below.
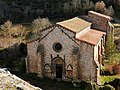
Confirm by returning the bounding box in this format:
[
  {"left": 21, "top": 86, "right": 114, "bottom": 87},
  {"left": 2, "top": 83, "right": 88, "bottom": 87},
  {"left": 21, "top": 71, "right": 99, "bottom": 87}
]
[{"left": 105, "top": 33, "right": 116, "bottom": 63}]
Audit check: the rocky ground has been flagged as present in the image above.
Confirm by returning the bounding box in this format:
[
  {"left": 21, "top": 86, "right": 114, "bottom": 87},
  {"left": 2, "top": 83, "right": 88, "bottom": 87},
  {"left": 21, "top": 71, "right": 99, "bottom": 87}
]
[{"left": 0, "top": 68, "right": 42, "bottom": 90}]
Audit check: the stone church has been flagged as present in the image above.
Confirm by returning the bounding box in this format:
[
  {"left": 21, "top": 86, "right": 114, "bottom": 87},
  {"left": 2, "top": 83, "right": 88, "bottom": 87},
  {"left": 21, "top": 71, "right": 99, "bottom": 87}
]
[{"left": 26, "top": 11, "right": 114, "bottom": 84}]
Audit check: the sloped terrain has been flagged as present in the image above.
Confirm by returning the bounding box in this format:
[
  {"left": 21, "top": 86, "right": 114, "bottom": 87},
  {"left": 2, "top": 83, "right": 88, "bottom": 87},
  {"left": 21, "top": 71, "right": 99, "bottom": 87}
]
[{"left": 0, "top": 68, "right": 41, "bottom": 90}]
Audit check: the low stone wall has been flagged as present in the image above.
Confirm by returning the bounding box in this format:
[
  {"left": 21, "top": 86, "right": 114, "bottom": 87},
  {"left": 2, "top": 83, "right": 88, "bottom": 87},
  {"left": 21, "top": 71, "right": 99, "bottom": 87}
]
[{"left": 0, "top": 68, "right": 42, "bottom": 90}]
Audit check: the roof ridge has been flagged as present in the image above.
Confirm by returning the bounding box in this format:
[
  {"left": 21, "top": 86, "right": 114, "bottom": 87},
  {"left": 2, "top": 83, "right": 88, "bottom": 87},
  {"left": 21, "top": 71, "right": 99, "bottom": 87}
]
[{"left": 89, "top": 11, "right": 112, "bottom": 20}]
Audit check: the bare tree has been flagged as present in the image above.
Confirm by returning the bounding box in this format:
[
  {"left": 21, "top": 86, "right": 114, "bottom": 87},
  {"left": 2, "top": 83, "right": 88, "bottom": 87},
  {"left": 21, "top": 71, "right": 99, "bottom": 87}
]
[
  {"left": 10, "top": 24, "right": 26, "bottom": 38},
  {"left": 32, "top": 17, "right": 51, "bottom": 32},
  {"left": 31, "top": 17, "right": 51, "bottom": 38},
  {"left": 95, "top": 1, "right": 106, "bottom": 13},
  {"left": 0, "top": 20, "right": 12, "bottom": 37},
  {"left": 0, "top": 20, "right": 26, "bottom": 40}
]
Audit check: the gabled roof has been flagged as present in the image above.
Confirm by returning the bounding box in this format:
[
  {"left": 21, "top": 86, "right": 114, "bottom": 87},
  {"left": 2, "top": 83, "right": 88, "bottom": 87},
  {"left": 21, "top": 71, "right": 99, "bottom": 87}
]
[
  {"left": 57, "top": 17, "right": 91, "bottom": 33},
  {"left": 27, "top": 24, "right": 79, "bottom": 45},
  {"left": 76, "top": 29, "right": 106, "bottom": 45}
]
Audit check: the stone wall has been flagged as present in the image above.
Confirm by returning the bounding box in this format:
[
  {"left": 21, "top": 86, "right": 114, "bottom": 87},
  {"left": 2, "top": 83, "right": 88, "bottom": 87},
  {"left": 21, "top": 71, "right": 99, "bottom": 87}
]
[
  {"left": 79, "top": 41, "right": 97, "bottom": 82},
  {"left": 88, "top": 11, "right": 113, "bottom": 34},
  {"left": 27, "top": 40, "right": 39, "bottom": 73},
  {"left": 94, "top": 39, "right": 102, "bottom": 84},
  {"left": 40, "top": 26, "right": 78, "bottom": 79},
  {"left": 27, "top": 25, "right": 101, "bottom": 83},
  {"left": 94, "top": 39, "right": 102, "bottom": 65},
  {"left": 27, "top": 26, "right": 79, "bottom": 79},
  {"left": 88, "top": 11, "right": 114, "bottom": 59}
]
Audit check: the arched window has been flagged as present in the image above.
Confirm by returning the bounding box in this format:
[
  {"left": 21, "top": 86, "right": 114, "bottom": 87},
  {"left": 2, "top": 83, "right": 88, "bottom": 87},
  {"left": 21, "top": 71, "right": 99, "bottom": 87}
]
[
  {"left": 44, "top": 64, "right": 51, "bottom": 73},
  {"left": 67, "top": 64, "right": 73, "bottom": 71},
  {"left": 67, "top": 64, "right": 73, "bottom": 78}
]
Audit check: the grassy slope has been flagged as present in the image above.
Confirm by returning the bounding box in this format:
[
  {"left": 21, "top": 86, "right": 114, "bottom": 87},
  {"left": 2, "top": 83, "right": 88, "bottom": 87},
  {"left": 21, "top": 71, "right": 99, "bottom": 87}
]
[{"left": 100, "top": 75, "right": 120, "bottom": 85}]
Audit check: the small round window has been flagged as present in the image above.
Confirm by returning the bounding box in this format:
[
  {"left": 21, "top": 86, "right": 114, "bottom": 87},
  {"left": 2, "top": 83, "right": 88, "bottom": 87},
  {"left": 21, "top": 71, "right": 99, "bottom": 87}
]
[{"left": 53, "top": 43, "right": 62, "bottom": 52}]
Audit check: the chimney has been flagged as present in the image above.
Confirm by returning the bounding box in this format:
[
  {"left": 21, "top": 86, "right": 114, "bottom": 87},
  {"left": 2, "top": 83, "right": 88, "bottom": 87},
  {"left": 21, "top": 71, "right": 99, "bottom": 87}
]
[{"left": 88, "top": 11, "right": 113, "bottom": 33}]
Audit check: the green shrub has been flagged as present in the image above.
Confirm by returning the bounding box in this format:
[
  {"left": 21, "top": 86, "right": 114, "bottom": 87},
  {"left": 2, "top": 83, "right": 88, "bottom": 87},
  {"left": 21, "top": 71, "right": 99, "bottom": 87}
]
[
  {"left": 85, "top": 82, "right": 99, "bottom": 90},
  {"left": 79, "top": 81, "right": 99, "bottom": 90},
  {"left": 99, "top": 84, "right": 115, "bottom": 90},
  {"left": 79, "top": 81, "right": 87, "bottom": 89},
  {"left": 100, "top": 75, "right": 120, "bottom": 85}
]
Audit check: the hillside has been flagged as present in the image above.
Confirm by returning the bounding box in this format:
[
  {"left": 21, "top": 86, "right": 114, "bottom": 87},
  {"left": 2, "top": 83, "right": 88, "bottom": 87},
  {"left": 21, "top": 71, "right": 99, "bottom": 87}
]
[{"left": 0, "top": 0, "right": 119, "bottom": 23}]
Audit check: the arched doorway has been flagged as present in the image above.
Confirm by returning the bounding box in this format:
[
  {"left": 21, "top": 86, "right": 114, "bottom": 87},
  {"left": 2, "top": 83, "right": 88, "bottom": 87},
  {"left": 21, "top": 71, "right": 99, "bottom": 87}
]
[
  {"left": 19, "top": 43, "right": 27, "bottom": 56},
  {"left": 52, "top": 57, "right": 64, "bottom": 79}
]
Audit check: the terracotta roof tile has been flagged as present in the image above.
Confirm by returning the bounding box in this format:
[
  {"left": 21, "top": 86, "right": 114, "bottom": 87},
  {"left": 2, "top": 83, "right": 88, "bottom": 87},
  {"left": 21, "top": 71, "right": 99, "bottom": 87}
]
[
  {"left": 57, "top": 17, "right": 91, "bottom": 33},
  {"left": 76, "top": 29, "right": 106, "bottom": 45}
]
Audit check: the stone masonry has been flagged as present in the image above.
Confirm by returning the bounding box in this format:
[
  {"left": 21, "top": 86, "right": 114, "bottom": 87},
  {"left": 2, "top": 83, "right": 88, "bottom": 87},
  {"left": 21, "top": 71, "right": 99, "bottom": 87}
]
[{"left": 26, "top": 11, "right": 113, "bottom": 84}]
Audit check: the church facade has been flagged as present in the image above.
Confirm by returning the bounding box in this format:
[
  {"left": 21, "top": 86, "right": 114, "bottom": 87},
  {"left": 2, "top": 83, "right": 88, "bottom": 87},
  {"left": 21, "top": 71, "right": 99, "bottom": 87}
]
[{"left": 26, "top": 11, "right": 114, "bottom": 84}]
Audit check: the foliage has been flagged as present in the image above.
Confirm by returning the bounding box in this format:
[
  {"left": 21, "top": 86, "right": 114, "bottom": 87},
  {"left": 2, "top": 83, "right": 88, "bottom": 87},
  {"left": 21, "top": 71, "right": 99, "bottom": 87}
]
[
  {"left": 32, "top": 17, "right": 51, "bottom": 31},
  {"left": 101, "top": 63, "right": 115, "bottom": 75},
  {"left": 12, "top": 58, "right": 26, "bottom": 73},
  {"left": 111, "top": 52, "right": 120, "bottom": 63},
  {"left": 78, "top": 81, "right": 87, "bottom": 89},
  {"left": 10, "top": 25, "right": 26, "bottom": 38},
  {"left": 94, "top": 1, "right": 105, "bottom": 13},
  {"left": 8, "top": 70, "right": 120, "bottom": 90},
  {"left": 30, "top": 17, "right": 51, "bottom": 39},
  {"left": 105, "top": 33, "right": 116, "bottom": 63},
  {"left": 0, "top": 20, "right": 27, "bottom": 40},
  {"left": 113, "top": 0, "right": 120, "bottom": 6},
  {"left": 0, "top": 0, "right": 120, "bottom": 22},
  {"left": 0, "top": 20, "right": 12, "bottom": 37},
  {"left": 85, "top": 82, "right": 99, "bottom": 90},
  {"left": 99, "top": 84, "right": 115, "bottom": 90},
  {"left": 114, "top": 25, "right": 120, "bottom": 39},
  {"left": 94, "top": 1, "right": 115, "bottom": 16},
  {"left": 100, "top": 75, "right": 120, "bottom": 85},
  {"left": 63, "top": 0, "right": 94, "bottom": 16},
  {"left": 14, "top": 72, "right": 80, "bottom": 90},
  {"left": 0, "top": 0, "right": 95, "bottom": 23},
  {"left": 0, "top": 47, "right": 5, "bottom": 51},
  {"left": 63, "top": 3, "right": 71, "bottom": 16}
]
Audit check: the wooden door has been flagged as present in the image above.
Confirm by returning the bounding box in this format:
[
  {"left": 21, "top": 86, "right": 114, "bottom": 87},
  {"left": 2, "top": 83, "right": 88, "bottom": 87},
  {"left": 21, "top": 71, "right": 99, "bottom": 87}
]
[{"left": 56, "top": 64, "right": 62, "bottom": 78}]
